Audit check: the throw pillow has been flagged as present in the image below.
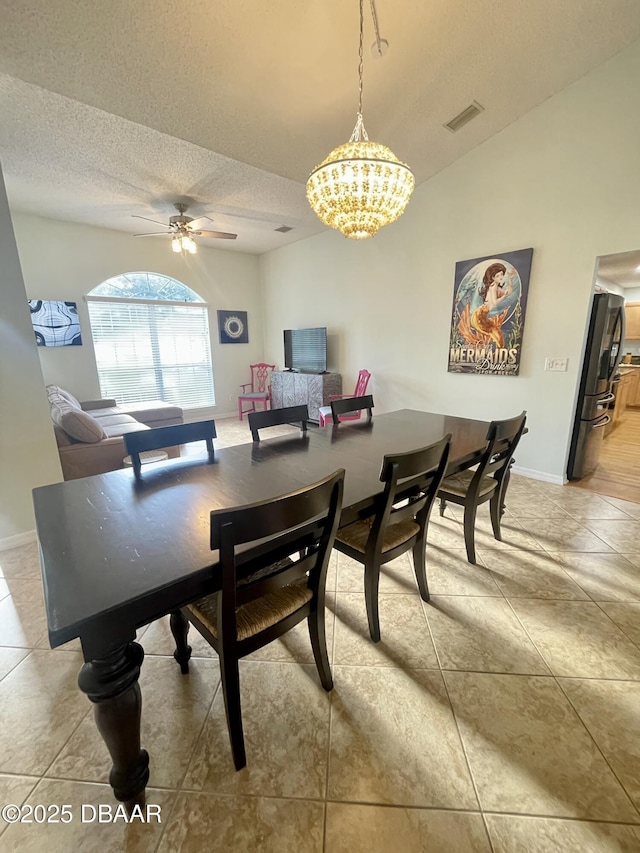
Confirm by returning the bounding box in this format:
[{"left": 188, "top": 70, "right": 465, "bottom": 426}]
[{"left": 50, "top": 397, "right": 107, "bottom": 443}]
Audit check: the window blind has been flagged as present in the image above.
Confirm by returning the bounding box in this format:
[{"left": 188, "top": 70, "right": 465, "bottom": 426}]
[{"left": 87, "top": 300, "right": 215, "bottom": 409}]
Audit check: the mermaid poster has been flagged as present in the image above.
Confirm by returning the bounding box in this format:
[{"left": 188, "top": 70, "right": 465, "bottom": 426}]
[{"left": 448, "top": 247, "right": 533, "bottom": 376}]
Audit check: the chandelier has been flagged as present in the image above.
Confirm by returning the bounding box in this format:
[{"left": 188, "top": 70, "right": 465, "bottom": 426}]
[
  {"left": 172, "top": 230, "right": 197, "bottom": 254},
  {"left": 306, "top": 0, "right": 414, "bottom": 239}
]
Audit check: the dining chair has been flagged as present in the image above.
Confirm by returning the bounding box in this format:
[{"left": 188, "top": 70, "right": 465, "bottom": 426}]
[
  {"left": 124, "top": 420, "right": 216, "bottom": 477},
  {"left": 331, "top": 394, "right": 374, "bottom": 425},
  {"left": 437, "top": 411, "right": 527, "bottom": 564},
  {"left": 237, "top": 363, "right": 276, "bottom": 420},
  {"left": 333, "top": 435, "right": 450, "bottom": 642},
  {"left": 318, "top": 369, "right": 371, "bottom": 426},
  {"left": 170, "top": 469, "right": 345, "bottom": 770},
  {"left": 248, "top": 404, "right": 309, "bottom": 442}
]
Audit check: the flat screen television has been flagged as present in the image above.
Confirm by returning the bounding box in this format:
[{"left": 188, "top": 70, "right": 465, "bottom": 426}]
[{"left": 283, "top": 327, "right": 327, "bottom": 373}]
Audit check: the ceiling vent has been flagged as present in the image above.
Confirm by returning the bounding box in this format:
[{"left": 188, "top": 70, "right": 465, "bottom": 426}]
[
  {"left": 444, "top": 101, "right": 484, "bottom": 133},
  {"left": 274, "top": 225, "right": 293, "bottom": 233}
]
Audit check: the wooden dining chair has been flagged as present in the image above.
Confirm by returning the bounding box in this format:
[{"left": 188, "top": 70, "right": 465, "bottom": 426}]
[
  {"left": 331, "top": 394, "right": 374, "bottom": 425},
  {"left": 437, "top": 411, "right": 527, "bottom": 564},
  {"left": 319, "top": 369, "right": 371, "bottom": 426},
  {"left": 124, "top": 420, "right": 216, "bottom": 477},
  {"left": 237, "top": 363, "right": 276, "bottom": 420},
  {"left": 333, "top": 435, "right": 450, "bottom": 642},
  {"left": 170, "top": 469, "right": 345, "bottom": 770},
  {"left": 248, "top": 404, "right": 309, "bottom": 442}
]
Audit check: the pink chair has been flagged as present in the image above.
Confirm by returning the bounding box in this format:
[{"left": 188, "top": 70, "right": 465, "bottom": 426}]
[
  {"left": 318, "top": 369, "right": 371, "bottom": 427},
  {"left": 238, "top": 363, "right": 275, "bottom": 420}
]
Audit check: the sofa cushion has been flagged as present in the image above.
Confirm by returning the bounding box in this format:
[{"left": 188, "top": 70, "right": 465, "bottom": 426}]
[
  {"left": 50, "top": 399, "right": 107, "bottom": 443},
  {"left": 47, "top": 384, "right": 81, "bottom": 409},
  {"left": 102, "top": 420, "right": 150, "bottom": 439},
  {"left": 118, "top": 400, "right": 184, "bottom": 424}
]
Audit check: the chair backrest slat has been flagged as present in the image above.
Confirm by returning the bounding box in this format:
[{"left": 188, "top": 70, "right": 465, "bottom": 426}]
[
  {"left": 331, "top": 394, "right": 374, "bottom": 425},
  {"left": 211, "top": 469, "right": 345, "bottom": 617},
  {"left": 124, "top": 420, "right": 217, "bottom": 477},
  {"left": 353, "top": 369, "right": 371, "bottom": 397},
  {"left": 250, "top": 363, "right": 276, "bottom": 393},
  {"left": 248, "top": 405, "right": 309, "bottom": 441},
  {"left": 471, "top": 411, "right": 527, "bottom": 488}
]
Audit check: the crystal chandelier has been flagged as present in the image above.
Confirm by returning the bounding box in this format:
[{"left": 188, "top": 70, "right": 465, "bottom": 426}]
[{"left": 306, "top": 0, "right": 414, "bottom": 239}]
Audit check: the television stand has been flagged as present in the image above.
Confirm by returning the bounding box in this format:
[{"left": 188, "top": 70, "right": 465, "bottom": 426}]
[{"left": 271, "top": 371, "right": 342, "bottom": 423}]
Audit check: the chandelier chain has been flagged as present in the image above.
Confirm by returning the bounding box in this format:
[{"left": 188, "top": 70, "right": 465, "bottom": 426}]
[
  {"left": 357, "top": 0, "right": 364, "bottom": 118},
  {"left": 369, "top": 0, "right": 383, "bottom": 55}
]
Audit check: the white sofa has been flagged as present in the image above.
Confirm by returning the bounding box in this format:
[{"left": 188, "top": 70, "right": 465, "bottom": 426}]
[{"left": 46, "top": 385, "right": 183, "bottom": 480}]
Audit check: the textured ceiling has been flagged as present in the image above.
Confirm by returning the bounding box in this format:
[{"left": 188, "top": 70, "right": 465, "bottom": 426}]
[
  {"left": 1, "top": 0, "right": 640, "bottom": 253},
  {"left": 599, "top": 250, "right": 640, "bottom": 289}
]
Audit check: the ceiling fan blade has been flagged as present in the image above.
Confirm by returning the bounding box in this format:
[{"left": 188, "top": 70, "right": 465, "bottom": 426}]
[
  {"left": 133, "top": 231, "right": 172, "bottom": 237},
  {"left": 132, "top": 215, "right": 169, "bottom": 227},
  {"left": 185, "top": 215, "right": 212, "bottom": 230},
  {"left": 195, "top": 229, "right": 238, "bottom": 240}
]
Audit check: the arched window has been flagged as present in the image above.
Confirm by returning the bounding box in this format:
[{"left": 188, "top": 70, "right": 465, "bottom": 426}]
[{"left": 87, "top": 272, "right": 215, "bottom": 409}]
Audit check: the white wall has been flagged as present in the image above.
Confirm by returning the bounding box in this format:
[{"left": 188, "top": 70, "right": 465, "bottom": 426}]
[
  {"left": 0, "top": 167, "right": 62, "bottom": 543},
  {"left": 12, "top": 214, "right": 265, "bottom": 418},
  {"left": 624, "top": 287, "right": 640, "bottom": 302},
  {"left": 260, "top": 38, "right": 640, "bottom": 481}
]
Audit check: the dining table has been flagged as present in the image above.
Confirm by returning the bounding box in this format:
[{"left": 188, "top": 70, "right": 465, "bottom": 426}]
[{"left": 32, "top": 408, "right": 497, "bottom": 810}]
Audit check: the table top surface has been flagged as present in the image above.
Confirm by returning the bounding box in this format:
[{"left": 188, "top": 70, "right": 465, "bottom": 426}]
[{"left": 33, "top": 409, "right": 490, "bottom": 650}]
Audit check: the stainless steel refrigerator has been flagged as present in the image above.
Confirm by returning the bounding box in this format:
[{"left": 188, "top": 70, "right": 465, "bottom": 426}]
[{"left": 567, "top": 292, "right": 625, "bottom": 480}]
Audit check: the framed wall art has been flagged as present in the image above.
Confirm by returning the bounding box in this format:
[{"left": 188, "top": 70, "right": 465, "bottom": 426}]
[
  {"left": 218, "top": 310, "right": 248, "bottom": 344},
  {"left": 448, "top": 247, "right": 533, "bottom": 376},
  {"left": 28, "top": 300, "right": 82, "bottom": 346}
]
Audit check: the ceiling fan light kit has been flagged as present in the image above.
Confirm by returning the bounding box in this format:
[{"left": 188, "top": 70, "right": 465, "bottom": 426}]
[
  {"left": 133, "top": 202, "right": 237, "bottom": 255},
  {"left": 306, "top": 0, "right": 414, "bottom": 239}
]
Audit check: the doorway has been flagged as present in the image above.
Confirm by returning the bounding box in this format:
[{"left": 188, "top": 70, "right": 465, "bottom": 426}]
[{"left": 570, "top": 249, "right": 640, "bottom": 503}]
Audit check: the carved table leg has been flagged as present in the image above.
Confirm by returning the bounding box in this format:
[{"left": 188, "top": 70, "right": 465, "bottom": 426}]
[
  {"left": 78, "top": 641, "right": 149, "bottom": 813},
  {"left": 501, "top": 458, "right": 516, "bottom": 516}
]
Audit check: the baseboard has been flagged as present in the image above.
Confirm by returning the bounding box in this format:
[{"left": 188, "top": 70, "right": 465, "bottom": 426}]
[
  {"left": 511, "top": 465, "right": 566, "bottom": 485},
  {"left": 0, "top": 529, "right": 37, "bottom": 551}
]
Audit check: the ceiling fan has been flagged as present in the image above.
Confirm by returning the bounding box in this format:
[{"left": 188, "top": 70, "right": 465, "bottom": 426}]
[{"left": 132, "top": 202, "right": 237, "bottom": 254}]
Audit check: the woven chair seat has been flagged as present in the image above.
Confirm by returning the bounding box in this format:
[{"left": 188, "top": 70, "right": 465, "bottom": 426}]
[
  {"left": 188, "top": 579, "right": 312, "bottom": 642},
  {"left": 439, "top": 470, "right": 497, "bottom": 499},
  {"left": 336, "top": 518, "right": 420, "bottom": 554}
]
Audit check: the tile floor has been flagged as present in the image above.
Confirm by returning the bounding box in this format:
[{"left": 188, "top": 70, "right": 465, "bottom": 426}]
[{"left": 1, "top": 420, "right": 640, "bottom": 850}]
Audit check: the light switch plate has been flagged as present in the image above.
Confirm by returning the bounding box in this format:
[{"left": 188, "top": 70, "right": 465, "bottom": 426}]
[{"left": 545, "top": 358, "right": 568, "bottom": 372}]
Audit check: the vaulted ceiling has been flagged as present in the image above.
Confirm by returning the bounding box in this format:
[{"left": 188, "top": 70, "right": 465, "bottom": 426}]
[{"left": 1, "top": 0, "right": 639, "bottom": 253}]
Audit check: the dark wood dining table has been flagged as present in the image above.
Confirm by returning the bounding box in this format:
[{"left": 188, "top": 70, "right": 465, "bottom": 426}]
[{"left": 32, "top": 409, "right": 492, "bottom": 809}]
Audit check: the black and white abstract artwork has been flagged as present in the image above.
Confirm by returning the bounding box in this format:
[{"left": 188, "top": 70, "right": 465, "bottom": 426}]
[
  {"left": 218, "top": 310, "right": 248, "bottom": 344},
  {"left": 29, "top": 300, "right": 82, "bottom": 346}
]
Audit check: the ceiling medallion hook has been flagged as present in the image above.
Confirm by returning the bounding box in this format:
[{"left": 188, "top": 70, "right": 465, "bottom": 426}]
[{"left": 306, "top": 0, "right": 414, "bottom": 239}]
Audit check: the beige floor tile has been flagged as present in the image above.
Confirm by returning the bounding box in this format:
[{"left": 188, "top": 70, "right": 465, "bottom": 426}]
[
  {"left": 478, "top": 549, "right": 589, "bottom": 599},
  {"left": 0, "top": 648, "right": 29, "bottom": 681},
  {"left": 0, "top": 578, "right": 9, "bottom": 601},
  {"left": 157, "top": 791, "right": 323, "bottom": 853},
  {"left": 424, "top": 596, "right": 549, "bottom": 674},
  {"left": 518, "top": 518, "right": 612, "bottom": 553},
  {"left": 1, "top": 778, "right": 173, "bottom": 852},
  {"left": 0, "top": 579, "right": 48, "bottom": 648},
  {"left": 552, "top": 552, "right": 640, "bottom": 601},
  {"left": 486, "top": 814, "right": 640, "bottom": 852},
  {"left": 598, "top": 602, "right": 640, "bottom": 647},
  {"left": 184, "top": 661, "right": 331, "bottom": 799},
  {"left": 426, "top": 515, "right": 466, "bottom": 548},
  {"left": 601, "top": 496, "right": 640, "bottom": 520},
  {"left": 36, "top": 636, "right": 83, "bottom": 653},
  {"left": 48, "top": 656, "right": 220, "bottom": 789},
  {"left": 502, "top": 495, "right": 571, "bottom": 519},
  {"left": 472, "top": 517, "right": 544, "bottom": 554},
  {"left": 333, "top": 593, "right": 438, "bottom": 669},
  {"left": 0, "top": 774, "right": 39, "bottom": 839},
  {"left": 335, "top": 550, "right": 419, "bottom": 594},
  {"left": 325, "top": 803, "right": 491, "bottom": 852},
  {"left": 0, "top": 542, "right": 41, "bottom": 579},
  {"left": 550, "top": 491, "right": 632, "bottom": 520},
  {"left": 508, "top": 599, "right": 640, "bottom": 679},
  {"left": 559, "top": 677, "right": 640, "bottom": 811},
  {"left": 424, "top": 547, "right": 503, "bottom": 596},
  {"left": 325, "top": 549, "right": 338, "bottom": 591},
  {"left": 584, "top": 519, "right": 640, "bottom": 552},
  {"left": 0, "top": 650, "right": 87, "bottom": 776},
  {"left": 327, "top": 666, "right": 478, "bottom": 809},
  {"left": 444, "top": 671, "right": 638, "bottom": 821}
]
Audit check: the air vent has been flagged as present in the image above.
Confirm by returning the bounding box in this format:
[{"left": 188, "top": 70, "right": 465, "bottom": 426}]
[
  {"left": 444, "top": 101, "right": 484, "bottom": 133},
  {"left": 275, "top": 225, "right": 293, "bottom": 233}
]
